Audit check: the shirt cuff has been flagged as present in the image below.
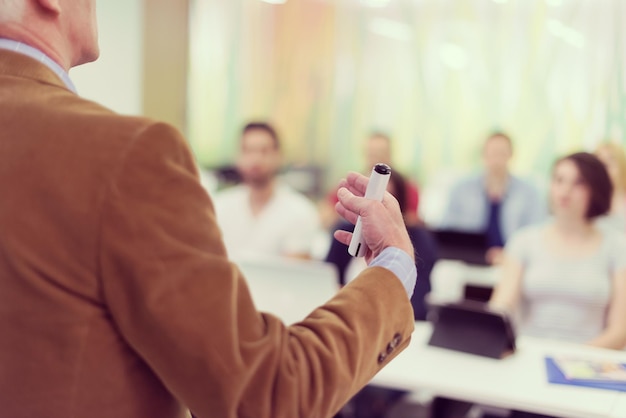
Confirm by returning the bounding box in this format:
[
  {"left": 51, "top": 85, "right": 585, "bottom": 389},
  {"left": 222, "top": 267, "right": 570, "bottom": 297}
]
[{"left": 369, "top": 247, "right": 417, "bottom": 299}]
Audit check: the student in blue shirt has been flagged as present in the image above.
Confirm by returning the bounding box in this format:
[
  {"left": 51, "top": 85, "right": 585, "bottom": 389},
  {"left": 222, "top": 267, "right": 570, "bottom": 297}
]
[{"left": 440, "top": 132, "right": 546, "bottom": 264}]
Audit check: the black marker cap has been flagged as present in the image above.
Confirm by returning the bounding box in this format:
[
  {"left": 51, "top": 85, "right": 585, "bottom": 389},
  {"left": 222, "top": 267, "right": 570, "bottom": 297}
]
[{"left": 374, "top": 163, "right": 391, "bottom": 175}]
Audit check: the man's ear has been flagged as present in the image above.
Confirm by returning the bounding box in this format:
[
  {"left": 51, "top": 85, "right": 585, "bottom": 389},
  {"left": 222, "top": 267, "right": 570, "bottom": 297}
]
[{"left": 36, "top": 0, "right": 61, "bottom": 14}]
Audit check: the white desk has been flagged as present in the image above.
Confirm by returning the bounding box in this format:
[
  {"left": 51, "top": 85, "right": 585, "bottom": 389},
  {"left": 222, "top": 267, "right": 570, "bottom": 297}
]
[
  {"left": 610, "top": 394, "right": 626, "bottom": 418},
  {"left": 242, "top": 259, "right": 625, "bottom": 417},
  {"left": 372, "top": 323, "right": 626, "bottom": 418}
]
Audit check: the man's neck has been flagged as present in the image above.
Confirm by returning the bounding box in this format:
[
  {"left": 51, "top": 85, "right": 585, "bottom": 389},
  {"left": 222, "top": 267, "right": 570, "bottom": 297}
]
[{"left": 0, "top": 23, "right": 68, "bottom": 70}]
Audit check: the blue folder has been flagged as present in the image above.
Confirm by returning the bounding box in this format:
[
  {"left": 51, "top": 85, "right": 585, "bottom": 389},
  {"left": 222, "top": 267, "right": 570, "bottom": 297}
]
[{"left": 545, "top": 356, "right": 626, "bottom": 392}]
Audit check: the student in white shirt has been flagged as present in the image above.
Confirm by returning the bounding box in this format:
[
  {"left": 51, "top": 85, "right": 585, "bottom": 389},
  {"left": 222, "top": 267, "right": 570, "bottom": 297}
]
[{"left": 213, "top": 122, "right": 322, "bottom": 259}]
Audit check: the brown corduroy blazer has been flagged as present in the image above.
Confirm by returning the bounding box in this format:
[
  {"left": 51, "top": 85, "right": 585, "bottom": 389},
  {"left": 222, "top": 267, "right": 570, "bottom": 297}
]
[{"left": 0, "top": 50, "right": 414, "bottom": 418}]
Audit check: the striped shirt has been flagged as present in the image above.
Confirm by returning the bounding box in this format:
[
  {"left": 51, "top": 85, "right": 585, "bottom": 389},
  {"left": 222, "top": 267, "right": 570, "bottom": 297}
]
[
  {"left": 371, "top": 247, "right": 417, "bottom": 299},
  {"left": 506, "top": 224, "right": 626, "bottom": 343}
]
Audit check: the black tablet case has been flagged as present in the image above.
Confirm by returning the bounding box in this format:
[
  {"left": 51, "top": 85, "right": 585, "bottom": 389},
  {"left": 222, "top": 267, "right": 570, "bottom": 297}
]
[
  {"left": 430, "top": 230, "right": 489, "bottom": 266},
  {"left": 427, "top": 301, "right": 516, "bottom": 359}
]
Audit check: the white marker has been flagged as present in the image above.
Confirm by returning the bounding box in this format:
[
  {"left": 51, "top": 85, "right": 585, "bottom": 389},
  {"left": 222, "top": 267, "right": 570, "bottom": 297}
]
[{"left": 348, "top": 163, "right": 391, "bottom": 257}]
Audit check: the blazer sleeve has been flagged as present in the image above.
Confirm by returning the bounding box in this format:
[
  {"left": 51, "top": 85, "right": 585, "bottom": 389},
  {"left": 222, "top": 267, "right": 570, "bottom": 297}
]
[{"left": 98, "top": 122, "right": 415, "bottom": 418}]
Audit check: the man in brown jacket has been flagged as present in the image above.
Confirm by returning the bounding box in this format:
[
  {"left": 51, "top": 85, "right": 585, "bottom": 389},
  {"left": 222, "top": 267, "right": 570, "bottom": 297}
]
[{"left": 0, "top": 1, "right": 417, "bottom": 417}]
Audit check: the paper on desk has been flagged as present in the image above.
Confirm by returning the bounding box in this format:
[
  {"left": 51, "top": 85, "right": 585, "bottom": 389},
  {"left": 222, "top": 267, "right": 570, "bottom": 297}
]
[
  {"left": 553, "top": 357, "right": 626, "bottom": 383},
  {"left": 545, "top": 356, "right": 626, "bottom": 392}
]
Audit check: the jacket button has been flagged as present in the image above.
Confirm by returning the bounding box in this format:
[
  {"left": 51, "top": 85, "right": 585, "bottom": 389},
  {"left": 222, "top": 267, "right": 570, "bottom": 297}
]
[
  {"left": 378, "top": 352, "right": 387, "bottom": 364},
  {"left": 390, "top": 333, "right": 402, "bottom": 349}
]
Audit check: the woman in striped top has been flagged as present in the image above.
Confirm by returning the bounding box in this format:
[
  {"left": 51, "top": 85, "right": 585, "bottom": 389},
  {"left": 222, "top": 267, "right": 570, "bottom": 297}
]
[{"left": 490, "top": 152, "right": 626, "bottom": 349}]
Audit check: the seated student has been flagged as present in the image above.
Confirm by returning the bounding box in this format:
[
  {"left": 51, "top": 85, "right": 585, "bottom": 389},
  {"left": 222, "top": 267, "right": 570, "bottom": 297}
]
[
  {"left": 595, "top": 141, "right": 626, "bottom": 233},
  {"left": 213, "top": 122, "right": 322, "bottom": 259},
  {"left": 440, "top": 132, "right": 546, "bottom": 264},
  {"left": 490, "top": 152, "right": 626, "bottom": 349},
  {"left": 321, "top": 132, "right": 421, "bottom": 229}
]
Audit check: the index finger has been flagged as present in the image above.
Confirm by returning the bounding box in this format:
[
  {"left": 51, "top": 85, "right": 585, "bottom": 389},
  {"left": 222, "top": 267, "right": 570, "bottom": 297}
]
[{"left": 345, "top": 171, "right": 369, "bottom": 197}]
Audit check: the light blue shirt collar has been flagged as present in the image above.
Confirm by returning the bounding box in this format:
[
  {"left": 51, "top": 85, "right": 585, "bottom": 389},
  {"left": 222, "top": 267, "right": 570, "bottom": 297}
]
[{"left": 0, "top": 38, "right": 77, "bottom": 93}]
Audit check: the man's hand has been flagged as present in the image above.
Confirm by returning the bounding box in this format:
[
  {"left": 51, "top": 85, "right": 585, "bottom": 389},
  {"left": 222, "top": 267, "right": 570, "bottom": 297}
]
[{"left": 333, "top": 172, "right": 414, "bottom": 265}]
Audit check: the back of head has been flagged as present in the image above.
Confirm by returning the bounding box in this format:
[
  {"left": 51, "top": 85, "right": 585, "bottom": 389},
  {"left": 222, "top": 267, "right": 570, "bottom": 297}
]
[{"left": 0, "top": 0, "right": 25, "bottom": 22}]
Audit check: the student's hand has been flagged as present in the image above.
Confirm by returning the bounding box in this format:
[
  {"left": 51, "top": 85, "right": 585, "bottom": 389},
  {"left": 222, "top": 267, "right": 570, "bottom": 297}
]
[{"left": 333, "top": 172, "right": 414, "bottom": 265}]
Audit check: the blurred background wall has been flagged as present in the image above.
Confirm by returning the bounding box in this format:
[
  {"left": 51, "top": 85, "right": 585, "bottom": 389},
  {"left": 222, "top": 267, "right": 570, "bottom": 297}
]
[
  {"left": 187, "top": 0, "right": 626, "bottom": 191},
  {"left": 71, "top": 0, "right": 144, "bottom": 115},
  {"left": 70, "top": 0, "right": 190, "bottom": 130},
  {"left": 69, "top": 0, "right": 626, "bottom": 195}
]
